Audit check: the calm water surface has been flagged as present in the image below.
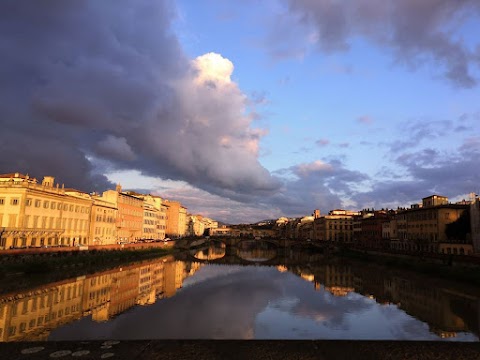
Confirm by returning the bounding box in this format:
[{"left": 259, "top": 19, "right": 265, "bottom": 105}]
[{"left": 1, "top": 241, "right": 479, "bottom": 341}]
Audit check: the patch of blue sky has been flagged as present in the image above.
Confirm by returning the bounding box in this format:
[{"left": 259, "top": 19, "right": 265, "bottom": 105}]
[{"left": 174, "top": 0, "right": 480, "bottom": 208}]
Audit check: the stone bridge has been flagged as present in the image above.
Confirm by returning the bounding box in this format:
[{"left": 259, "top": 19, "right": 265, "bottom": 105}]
[
  {"left": 174, "top": 237, "right": 329, "bottom": 266},
  {"left": 176, "top": 237, "right": 321, "bottom": 250}
]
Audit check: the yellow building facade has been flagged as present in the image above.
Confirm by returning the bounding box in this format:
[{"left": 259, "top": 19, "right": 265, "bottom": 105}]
[
  {"left": 0, "top": 173, "right": 92, "bottom": 249},
  {"left": 101, "top": 186, "right": 143, "bottom": 243},
  {"left": 137, "top": 194, "right": 166, "bottom": 241},
  {"left": 164, "top": 200, "right": 187, "bottom": 238},
  {"left": 89, "top": 196, "right": 117, "bottom": 245},
  {"left": 1, "top": 173, "right": 208, "bottom": 248},
  {"left": 394, "top": 207, "right": 467, "bottom": 252},
  {"left": 313, "top": 214, "right": 354, "bottom": 243}
]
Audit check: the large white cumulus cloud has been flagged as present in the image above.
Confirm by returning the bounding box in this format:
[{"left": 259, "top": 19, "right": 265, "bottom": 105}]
[{"left": 0, "top": 0, "right": 279, "bottom": 198}]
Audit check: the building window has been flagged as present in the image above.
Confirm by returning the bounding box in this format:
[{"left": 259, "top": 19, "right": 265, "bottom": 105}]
[
  {"left": 35, "top": 199, "right": 41, "bottom": 207},
  {"left": 26, "top": 198, "right": 32, "bottom": 206},
  {"left": 11, "top": 198, "right": 19, "bottom": 206},
  {"left": 43, "top": 201, "right": 49, "bottom": 209},
  {"left": 0, "top": 198, "right": 4, "bottom": 205},
  {"left": 51, "top": 202, "right": 56, "bottom": 210},
  {"left": 8, "top": 326, "right": 16, "bottom": 336}
]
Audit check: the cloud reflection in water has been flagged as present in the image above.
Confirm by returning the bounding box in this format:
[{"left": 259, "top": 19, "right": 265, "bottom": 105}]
[{"left": 49, "top": 265, "right": 479, "bottom": 341}]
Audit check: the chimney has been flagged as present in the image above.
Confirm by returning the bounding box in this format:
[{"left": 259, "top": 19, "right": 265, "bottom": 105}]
[{"left": 42, "top": 176, "right": 55, "bottom": 187}]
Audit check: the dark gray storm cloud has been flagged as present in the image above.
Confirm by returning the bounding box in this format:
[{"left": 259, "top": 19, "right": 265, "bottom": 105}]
[
  {"left": 0, "top": 0, "right": 279, "bottom": 196},
  {"left": 274, "top": 0, "right": 480, "bottom": 87}
]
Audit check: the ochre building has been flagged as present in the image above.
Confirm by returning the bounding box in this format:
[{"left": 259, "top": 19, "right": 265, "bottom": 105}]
[{"left": 0, "top": 173, "right": 92, "bottom": 249}]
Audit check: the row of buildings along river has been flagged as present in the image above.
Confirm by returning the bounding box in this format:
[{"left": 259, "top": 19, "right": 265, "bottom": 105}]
[
  {"left": 0, "top": 253, "right": 479, "bottom": 341},
  {"left": 0, "top": 172, "right": 219, "bottom": 249},
  {"left": 212, "top": 194, "right": 480, "bottom": 257},
  {"left": 2, "top": 171, "right": 480, "bottom": 257}
]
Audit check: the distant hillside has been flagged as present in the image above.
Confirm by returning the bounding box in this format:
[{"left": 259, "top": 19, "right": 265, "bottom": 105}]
[
  {"left": 228, "top": 219, "right": 277, "bottom": 228},
  {"left": 254, "top": 219, "right": 276, "bottom": 226}
]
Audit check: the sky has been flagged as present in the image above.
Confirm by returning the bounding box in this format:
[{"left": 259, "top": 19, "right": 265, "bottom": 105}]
[{"left": 1, "top": 0, "right": 480, "bottom": 224}]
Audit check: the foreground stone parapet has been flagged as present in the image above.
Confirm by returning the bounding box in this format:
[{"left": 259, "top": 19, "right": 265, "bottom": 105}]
[{"left": 1, "top": 340, "right": 480, "bottom": 360}]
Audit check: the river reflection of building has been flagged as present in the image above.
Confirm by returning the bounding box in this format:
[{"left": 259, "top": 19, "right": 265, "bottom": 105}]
[
  {"left": 287, "top": 262, "right": 480, "bottom": 338},
  {"left": 0, "top": 257, "right": 203, "bottom": 342}
]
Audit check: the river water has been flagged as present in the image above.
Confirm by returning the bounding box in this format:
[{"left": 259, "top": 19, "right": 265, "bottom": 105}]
[{"left": 1, "top": 240, "right": 479, "bottom": 341}]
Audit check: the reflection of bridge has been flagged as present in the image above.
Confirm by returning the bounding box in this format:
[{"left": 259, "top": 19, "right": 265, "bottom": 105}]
[
  {"left": 176, "top": 237, "right": 323, "bottom": 251},
  {"left": 175, "top": 237, "right": 327, "bottom": 266}
]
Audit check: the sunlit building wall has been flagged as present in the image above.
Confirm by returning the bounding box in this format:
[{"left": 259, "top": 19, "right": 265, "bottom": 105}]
[
  {"left": 142, "top": 203, "right": 161, "bottom": 240},
  {"left": 313, "top": 214, "right": 354, "bottom": 243},
  {"left": 392, "top": 197, "right": 468, "bottom": 253},
  {"left": 423, "top": 195, "right": 449, "bottom": 207},
  {"left": 62, "top": 190, "right": 93, "bottom": 245},
  {"left": 0, "top": 173, "right": 93, "bottom": 249},
  {"left": 187, "top": 214, "right": 205, "bottom": 237},
  {"left": 89, "top": 196, "right": 117, "bottom": 245},
  {"left": 131, "top": 194, "right": 166, "bottom": 240},
  {"left": 102, "top": 185, "right": 143, "bottom": 243},
  {"left": 202, "top": 217, "right": 218, "bottom": 234},
  {"left": 164, "top": 200, "right": 187, "bottom": 238}
]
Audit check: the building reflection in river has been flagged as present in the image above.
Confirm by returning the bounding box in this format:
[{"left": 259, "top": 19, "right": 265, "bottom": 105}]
[
  {"left": 286, "top": 262, "right": 480, "bottom": 339},
  {"left": 0, "top": 256, "right": 203, "bottom": 341},
  {"left": 0, "top": 247, "right": 479, "bottom": 341}
]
